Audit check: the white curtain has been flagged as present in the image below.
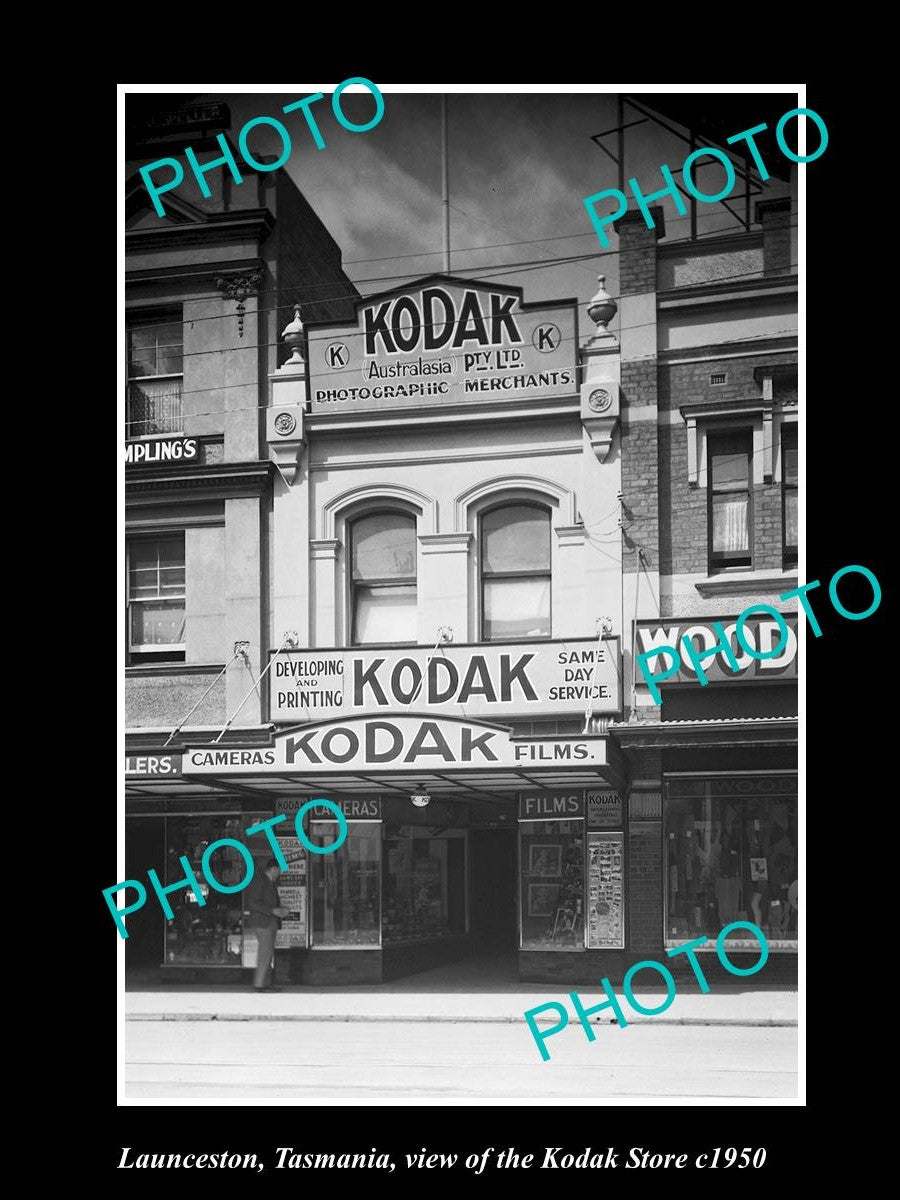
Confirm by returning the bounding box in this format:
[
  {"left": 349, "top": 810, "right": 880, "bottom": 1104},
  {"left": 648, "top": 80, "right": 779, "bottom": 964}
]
[
  {"left": 713, "top": 496, "right": 749, "bottom": 553},
  {"left": 484, "top": 577, "right": 551, "bottom": 639}
]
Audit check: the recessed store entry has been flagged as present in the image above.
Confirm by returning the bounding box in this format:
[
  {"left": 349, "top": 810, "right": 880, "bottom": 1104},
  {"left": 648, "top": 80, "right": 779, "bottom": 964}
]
[{"left": 470, "top": 828, "right": 517, "bottom": 949}]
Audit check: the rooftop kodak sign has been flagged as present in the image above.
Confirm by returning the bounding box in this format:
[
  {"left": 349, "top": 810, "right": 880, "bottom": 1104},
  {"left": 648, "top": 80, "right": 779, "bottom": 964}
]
[{"left": 307, "top": 275, "right": 578, "bottom": 413}]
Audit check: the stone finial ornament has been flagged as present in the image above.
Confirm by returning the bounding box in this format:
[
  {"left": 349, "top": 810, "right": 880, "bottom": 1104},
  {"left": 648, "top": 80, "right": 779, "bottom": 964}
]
[
  {"left": 281, "top": 304, "right": 305, "bottom": 366},
  {"left": 587, "top": 274, "right": 618, "bottom": 333}
]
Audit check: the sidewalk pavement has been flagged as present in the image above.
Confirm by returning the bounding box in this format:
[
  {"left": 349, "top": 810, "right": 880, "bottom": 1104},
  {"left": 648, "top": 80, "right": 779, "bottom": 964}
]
[{"left": 126, "top": 977, "right": 798, "bottom": 1027}]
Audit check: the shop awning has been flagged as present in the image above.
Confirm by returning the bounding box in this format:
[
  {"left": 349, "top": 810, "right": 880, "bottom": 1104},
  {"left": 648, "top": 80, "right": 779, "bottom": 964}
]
[
  {"left": 609, "top": 716, "right": 797, "bottom": 750},
  {"left": 126, "top": 714, "right": 626, "bottom": 804}
]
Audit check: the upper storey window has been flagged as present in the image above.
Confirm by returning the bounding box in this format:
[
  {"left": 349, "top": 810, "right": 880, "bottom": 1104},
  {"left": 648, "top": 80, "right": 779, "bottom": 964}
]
[
  {"left": 481, "top": 503, "right": 551, "bottom": 641},
  {"left": 126, "top": 309, "right": 183, "bottom": 439},
  {"left": 351, "top": 512, "right": 417, "bottom": 645}
]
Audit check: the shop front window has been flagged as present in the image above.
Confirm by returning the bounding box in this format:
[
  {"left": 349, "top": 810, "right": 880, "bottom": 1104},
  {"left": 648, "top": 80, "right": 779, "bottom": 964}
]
[
  {"left": 310, "top": 821, "right": 381, "bottom": 946},
  {"left": 519, "top": 820, "right": 584, "bottom": 949},
  {"left": 163, "top": 813, "right": 268, "bottom": 966},
  {"left": 664, "top": 776, "right": 798, "bottom": 949},
  {"left": 383, "top": 827, "right": 466, "bottom": 943}
]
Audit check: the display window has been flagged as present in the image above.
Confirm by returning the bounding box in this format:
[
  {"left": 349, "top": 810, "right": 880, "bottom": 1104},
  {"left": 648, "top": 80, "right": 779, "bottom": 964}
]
[
  {"left": 383, "top": 826, "right": 466, "bottom": 944},
  {"left": 310, "top": 820, "right": 382, "bottom": 947},
  {"left": 518, "top": 820, "right": 584, "bottom": 950},
  {"left": 664, "top": 775, "right": 798, "bottom": 950},
  {"left": 163, "top": 812, "right": 268, "bottom": 966}
]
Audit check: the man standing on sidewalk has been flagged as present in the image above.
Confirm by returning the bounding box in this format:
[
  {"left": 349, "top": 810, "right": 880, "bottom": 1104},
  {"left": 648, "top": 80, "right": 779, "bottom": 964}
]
[{"left": 244, "top": 857, "right": 288, "bottom": 992}]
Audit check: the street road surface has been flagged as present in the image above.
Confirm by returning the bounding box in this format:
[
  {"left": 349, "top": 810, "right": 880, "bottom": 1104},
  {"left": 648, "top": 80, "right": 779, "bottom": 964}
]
[{"left": 124, "top": 1021, "right": 796, "bottom": 1099}]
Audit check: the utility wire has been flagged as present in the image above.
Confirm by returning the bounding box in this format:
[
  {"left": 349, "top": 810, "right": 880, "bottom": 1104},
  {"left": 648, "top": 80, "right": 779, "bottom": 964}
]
[
  {"left": 124, "top": 321, "right": 799, "bottom": 429},
  {"left": 124, "top": 257, "right": 799, "bottom": 369},
  {"left": 125, "top": 223, "right": 801, "bottom": 334}
]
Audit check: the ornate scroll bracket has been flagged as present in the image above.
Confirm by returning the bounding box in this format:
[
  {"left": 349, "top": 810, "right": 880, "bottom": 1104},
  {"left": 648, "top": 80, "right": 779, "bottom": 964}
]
[{"left": 215, "top": 268, "right": 265, "bottom": 338}]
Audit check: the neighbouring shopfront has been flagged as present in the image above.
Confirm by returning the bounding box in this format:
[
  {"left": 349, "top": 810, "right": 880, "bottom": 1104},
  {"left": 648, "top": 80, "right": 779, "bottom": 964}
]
[
  {"left": 664, "top": 774, "right": 797, "bottom": 952},
  {"left": 606, "top": 612, "right": 799, "bottom": 984}
]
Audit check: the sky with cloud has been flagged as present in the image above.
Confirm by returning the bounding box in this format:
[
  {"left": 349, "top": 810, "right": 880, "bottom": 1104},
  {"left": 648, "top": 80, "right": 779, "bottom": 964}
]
[{"left": 189, "top": 87, "right": 796, "bottom": 320}]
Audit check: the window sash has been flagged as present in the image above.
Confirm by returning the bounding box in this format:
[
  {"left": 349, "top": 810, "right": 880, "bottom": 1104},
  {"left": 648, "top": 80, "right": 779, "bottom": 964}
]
[
  {"left": 482, "top": 573, "right": 551, "bottom": 641},
  {"left": 708, "top": 434, "right": 752, "bottom": 568},
  {"left": 783, "top": 485, "right": 798, "bottom": 561},
  {"left": 481, "top": 504, "right": 551, "bottom": 574},
  {"left": 129, "top": 598, "right": 186, "bottom": 652},
  {"left": 352, "top": 583, "right": 417, "bottom": 646},
  {"left": 351, "top": 513, "right": 418, "bottom": 583},
  {"left": 126, "top": 378, "right": 184, "bottom": 439},
  {"left": 127, "top": 536, "right": 186, "bottom": 655},
  {"left": 479, "top": 504, "right": 552, "bottom": 640},
  {"left": 782, "top": 426, "right": 798, "bottom": 564},
  {"left": 127, "top": 315, "right": 184, "bottom": 380}
]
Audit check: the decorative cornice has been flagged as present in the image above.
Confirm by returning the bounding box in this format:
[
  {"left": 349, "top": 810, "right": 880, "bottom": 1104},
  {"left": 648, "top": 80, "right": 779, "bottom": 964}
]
[
  {"left": 125, "top": 461, "right": 275, "bottom": 501},
  {"left": 418, "top": 532, "right": 473, "bottom": 554},
  {"left": 679, "top": 396, "right": 773, "bottom": 420},
  {"left": 658, "top": 276, "right": 797, "bottom": 308},
  {"left": 310, "top": 538, "right": 341, "bottom": 560},
  {"left": 216, "top": 268, "right": 266, "bottom": 338},
  {"left": 555, "top": 524, "right": 587, "bottom": 548},
  {"left": 125, "top": 209, "right": 276, "bottom": 255}
]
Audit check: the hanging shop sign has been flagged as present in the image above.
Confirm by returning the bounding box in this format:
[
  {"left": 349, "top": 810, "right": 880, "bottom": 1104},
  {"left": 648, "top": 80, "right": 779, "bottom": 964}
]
[
  {"left": 125, "top": 437, "right": 198, "bottom": 466},
  {"left": 307, "top": 276, "right": 577, "bottom": 414},
  {"left": 183, "top": 716, "right": 608, "bottom": 775},
  {"left": 270, "top": 637, "right": 621, "bottom": 722},
  {"left": 275, "top": 795, "right": 382, "bottom": 820},
  {"left": 634, "top": 614, "right": 797, "bottom": 686},
  {"left": 587, "top": 789, "right": 622, "bottom": 827},
  {"left": 518, "top": 791, "right": 586, "bottom": 820},
  {"left": 125, "top": 753, "right": 182, "bottom": 777}
]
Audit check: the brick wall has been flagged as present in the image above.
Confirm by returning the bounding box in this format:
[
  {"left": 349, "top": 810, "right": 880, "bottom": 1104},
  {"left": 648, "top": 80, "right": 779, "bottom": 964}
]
[
  {"left": 618, "top": 210, "right": 663, "bottom": 296},
  {"left": 756, "top": 198, "right": 793, "bottom": 277},
  {"left": 658, "top": 352, "right": 795, "bottom": 413},
  {"left": 628, "top": 820, "right": 662, "bottom": 953},
  {"left": 621, "top": 362, "right": 660, "bottom": 568}
]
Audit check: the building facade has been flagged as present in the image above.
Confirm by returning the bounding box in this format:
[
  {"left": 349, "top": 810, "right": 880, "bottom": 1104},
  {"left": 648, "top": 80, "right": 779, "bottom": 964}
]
[
  {"left": 611, "top": 200, "right": 798, "bottom": 987},
  {"left": 123, "top": 165, "right": 798, "bottom": 986},
  {"left": 123, "top": 103, "right": 358, "bottom": 977}
]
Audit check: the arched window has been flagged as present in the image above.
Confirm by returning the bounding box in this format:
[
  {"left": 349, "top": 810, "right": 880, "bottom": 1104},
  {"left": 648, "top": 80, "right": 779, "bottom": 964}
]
[
  {"left": 350, "top": 512, "right": 417, "bottom": 645},
  {"left": 480, "top": 503, "right": 551, "bottom": 641}
]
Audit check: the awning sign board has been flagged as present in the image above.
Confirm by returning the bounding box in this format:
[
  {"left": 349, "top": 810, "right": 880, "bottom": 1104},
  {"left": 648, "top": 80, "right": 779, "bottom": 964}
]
[
  {"left": 270, "top": 638, "right": 621, "bottom": 722},
  {"left": 183, "top": 715, "right": 608, "bottom": 775}
]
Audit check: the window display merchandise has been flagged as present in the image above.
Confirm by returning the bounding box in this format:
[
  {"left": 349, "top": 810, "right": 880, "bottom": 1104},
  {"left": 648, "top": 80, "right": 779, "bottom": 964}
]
[
  {"left": 519, "top": 820, "right": 584, "bottom": 949},
  {"left": 664, "top": 776, "right": 797, "bottom": 948},
  {"left": 310, "top": 820, "right": 381, "bottom": 946},
  {"left": 163, "top": 814, "right": 268, "bottom": 965}
]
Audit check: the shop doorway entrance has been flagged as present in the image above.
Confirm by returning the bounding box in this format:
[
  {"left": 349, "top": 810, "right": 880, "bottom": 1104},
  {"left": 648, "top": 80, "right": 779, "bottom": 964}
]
[
  {"left": 124, "top": 816, "right": 165, "bottom": 972},
  {"left": 469, "top": 827, "right": 517, "bottom": 949}
]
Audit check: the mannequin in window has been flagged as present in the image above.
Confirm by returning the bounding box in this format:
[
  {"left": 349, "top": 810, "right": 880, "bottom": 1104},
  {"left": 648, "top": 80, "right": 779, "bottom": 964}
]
[
  {"left": 715, "top": 829, "right": 741, "bottom": 925},
  {"left": 768, "top": 821, "right": 796, "bottom": 937},
  {"left": 747, "top": 818, "right": 770, "bottom": 929}
]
